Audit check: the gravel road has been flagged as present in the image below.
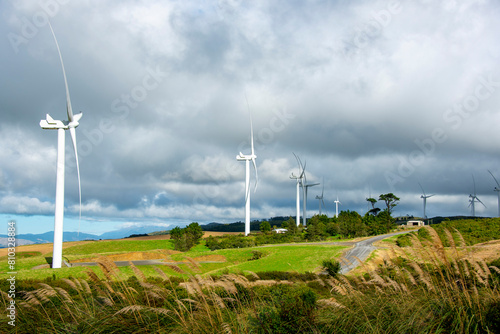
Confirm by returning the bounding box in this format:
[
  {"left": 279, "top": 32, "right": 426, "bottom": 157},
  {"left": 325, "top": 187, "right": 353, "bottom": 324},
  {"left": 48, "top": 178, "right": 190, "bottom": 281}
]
[{"left": 339, "top": 230, "right": 411, "bottom": 274}]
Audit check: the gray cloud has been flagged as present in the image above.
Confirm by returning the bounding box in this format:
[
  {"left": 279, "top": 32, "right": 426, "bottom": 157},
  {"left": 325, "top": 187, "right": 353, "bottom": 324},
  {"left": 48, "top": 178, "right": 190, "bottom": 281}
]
[{"left": 1, "top": 0, "right": 500, "bottom": 234}]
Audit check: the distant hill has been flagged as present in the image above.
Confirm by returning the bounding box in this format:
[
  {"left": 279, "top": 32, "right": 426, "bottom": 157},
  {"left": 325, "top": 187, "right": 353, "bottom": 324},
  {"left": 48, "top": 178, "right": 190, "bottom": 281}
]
[
  {"left": 0, "top": 216, "right": 311, "bottom": 247},
  {"left": 201, "top": 217, "right": 291, "bottom": 233},
  {"left": 0, "top": 231, "right": 99, "bottom": 248},
  {"left": 99, "top": 224, "right": 177, "bottom": 240},
  {"left": 427, "top": 216, "right": 489, "bottom": 225}
]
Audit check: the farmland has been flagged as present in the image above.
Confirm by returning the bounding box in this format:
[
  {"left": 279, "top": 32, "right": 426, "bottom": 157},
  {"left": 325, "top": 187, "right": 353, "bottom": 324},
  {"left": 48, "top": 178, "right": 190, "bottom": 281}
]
[{"left": 1, "top": 222, "right": 499, "bottom": 333}]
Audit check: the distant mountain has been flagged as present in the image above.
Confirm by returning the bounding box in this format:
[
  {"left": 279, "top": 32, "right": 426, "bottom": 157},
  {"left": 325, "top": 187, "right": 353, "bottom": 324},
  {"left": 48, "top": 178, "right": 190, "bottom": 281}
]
[
  {"left": 99, "top": 224, "right": 177, "bottom": 240},
  {"left": 0, "top": 224, "right": 176, "bottom": 247},
  {"left": 0, "top": 237, "right": 35, "bottom": 248},
  {"left": 0, "top": 216, "right": 297, "bottom": 247},
  {"left": 0, "top": 231, "right": 99, "bottom": 248}
]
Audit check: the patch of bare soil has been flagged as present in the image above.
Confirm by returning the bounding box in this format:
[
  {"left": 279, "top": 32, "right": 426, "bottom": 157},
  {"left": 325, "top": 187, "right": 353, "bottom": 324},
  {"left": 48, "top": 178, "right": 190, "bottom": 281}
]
[
  {"left": 72, "top": 250, "right": 181, "bottom": 263},
  {"left": 0, "top": 240, "right": 94, "bottom": 257},
  {"left": 191, "top": 255, "right": 226, "bottom": 262},
  {"left": 1, "top": 231, "right": 240, "bottom": 256}
]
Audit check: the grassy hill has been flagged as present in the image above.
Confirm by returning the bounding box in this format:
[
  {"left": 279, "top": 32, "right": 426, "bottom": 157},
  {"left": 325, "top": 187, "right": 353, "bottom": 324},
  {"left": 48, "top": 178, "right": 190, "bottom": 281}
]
[
  {"left": 0, "top": 237, "right": 347, "bottom": 281},
  {"left": 1, "top": 225, "right": 499, "bottom": 333},
  {"left": 397, "top": 217, "right": 500, "bottom": 247}
]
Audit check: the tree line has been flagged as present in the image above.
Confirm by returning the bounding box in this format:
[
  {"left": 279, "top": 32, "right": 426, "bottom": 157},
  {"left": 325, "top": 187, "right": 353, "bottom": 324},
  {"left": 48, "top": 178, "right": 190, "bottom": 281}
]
[{"left": 171, "top": 193, "right": 400, "bottom": 251}]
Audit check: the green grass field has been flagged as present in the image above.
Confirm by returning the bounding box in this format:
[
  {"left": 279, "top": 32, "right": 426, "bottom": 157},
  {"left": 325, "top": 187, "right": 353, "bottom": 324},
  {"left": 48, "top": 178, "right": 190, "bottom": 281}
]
[{"left": 0, "top": 239, "right": 349, "bottom": 281}]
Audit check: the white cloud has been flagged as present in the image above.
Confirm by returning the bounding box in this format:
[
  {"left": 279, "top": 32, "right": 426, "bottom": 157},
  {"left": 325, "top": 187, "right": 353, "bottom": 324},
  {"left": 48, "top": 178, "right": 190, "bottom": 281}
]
[{"left": 0, "top": 195, "right": 54, "bottom": 214}]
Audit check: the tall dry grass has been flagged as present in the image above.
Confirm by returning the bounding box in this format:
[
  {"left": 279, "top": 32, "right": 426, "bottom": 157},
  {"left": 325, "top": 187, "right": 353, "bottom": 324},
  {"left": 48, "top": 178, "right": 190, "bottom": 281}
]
[{"left": 316, "top": 227, "right": 500, "bottom": 333}]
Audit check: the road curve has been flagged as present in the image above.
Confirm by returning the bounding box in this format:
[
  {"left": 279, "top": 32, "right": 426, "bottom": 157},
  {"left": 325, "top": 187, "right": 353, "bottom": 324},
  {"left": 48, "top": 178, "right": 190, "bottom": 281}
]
[{"left": 339, "top": 230, "right": 411, "bottom": 274}]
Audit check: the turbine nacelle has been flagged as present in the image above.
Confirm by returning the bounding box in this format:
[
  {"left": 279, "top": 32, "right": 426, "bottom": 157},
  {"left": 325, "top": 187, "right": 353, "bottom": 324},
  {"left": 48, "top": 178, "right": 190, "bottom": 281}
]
[
  {"left": 40, "top": 112, "right": 82, "bottom": 130},
  {"left": 236, "top": 153, "right": 256, "bottom": 161}
]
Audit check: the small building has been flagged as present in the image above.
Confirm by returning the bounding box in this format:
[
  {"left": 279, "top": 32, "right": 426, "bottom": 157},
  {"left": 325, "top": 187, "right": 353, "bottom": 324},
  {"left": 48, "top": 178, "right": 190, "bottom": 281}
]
[
  {"left": 273, "top": 228, "right": 288, "bottom": 234},
  {"left": 406, "top": 220, "right": 425, "bottom": 227}
]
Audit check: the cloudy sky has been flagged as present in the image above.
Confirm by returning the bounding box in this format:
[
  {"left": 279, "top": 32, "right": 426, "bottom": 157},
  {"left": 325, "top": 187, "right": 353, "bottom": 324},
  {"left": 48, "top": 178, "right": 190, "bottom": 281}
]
[{"left": 1, "top": 0, "right": 500, "bottom": 236}]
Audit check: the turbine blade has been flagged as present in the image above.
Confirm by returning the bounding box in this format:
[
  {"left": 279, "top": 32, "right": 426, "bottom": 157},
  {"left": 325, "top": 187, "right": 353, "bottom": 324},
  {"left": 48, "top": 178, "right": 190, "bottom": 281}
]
[
  {"left": 488, "top": 170, "right": 500, "bottom": 187},
  {"left": 245, "top": 94, "right": 255, "bottom": 157},
  {"left": 48, "top": 21, "right": 74, "bottom": 122},
  {"left": 476, "top": 197, "right": 486, "bottom": 208},
  {"left": 252, "top": 158, "right": 258, "bottom": 192},
  {"left": 69, "top": 127, "right": 82, "bottom": 227},
  {"left": 418, "top": 182, "right": 426, "bottom": 196},
  {"left": 472, "top": 174, "right": 477, "bottom": 196}
]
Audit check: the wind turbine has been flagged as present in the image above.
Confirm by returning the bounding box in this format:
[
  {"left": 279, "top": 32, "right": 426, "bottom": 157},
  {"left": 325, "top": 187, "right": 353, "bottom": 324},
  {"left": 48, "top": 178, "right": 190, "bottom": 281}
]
[
  {"left": 301, "top": 163, "right": 319, "bottom": 226},
  {"left": 418, "top": 182, "right": 434, "bottom": 219},
  {"left": 290, "top": 153, "right": 305, "bottom": 227},
  {"left": 236, "top": 98, "right": 258, "bottom": 236},
  {"left": 469, "top": 175, "right": 485, "bottom": 217},
  {"left": 334, "top": 196, "right": 341, "bottom": 218},
  {"left": 40, "top": 23, "right": 82, "bottom": 269},
  {"left": 488, "top": 170, "right": 500, "bottom": 217},
  {"left": 315, "top": 178, "right": 326, "bottom": 215}
]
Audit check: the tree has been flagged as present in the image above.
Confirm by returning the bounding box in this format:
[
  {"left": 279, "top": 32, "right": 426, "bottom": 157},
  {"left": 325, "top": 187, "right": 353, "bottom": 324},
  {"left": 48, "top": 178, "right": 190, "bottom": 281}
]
[
  {"left": 185, "top": 222, "right": 204, "bottom": 245},
  {"left": 338, "top": 210, "right": 366, "bottom": 238},
  {"left": 286, "top": 217, "right": 298, "bottom": 235},
  {"left": 260, "top": 221, "right": 272, "bottom": 234},
  {"left": 379, "top": 193, "right": 400, "bottom": 215},
  {"left": 366, "top": 197, "right": 380, "bottom": 216},
  {"left": 363, "top": 210, "right": 394, "bottom": 235},
  {"left": 170, "top": 222, "right": 204, "bottom": 252},
  {"left": 366, "top": 197, "right": 377, "bottom": 209}
]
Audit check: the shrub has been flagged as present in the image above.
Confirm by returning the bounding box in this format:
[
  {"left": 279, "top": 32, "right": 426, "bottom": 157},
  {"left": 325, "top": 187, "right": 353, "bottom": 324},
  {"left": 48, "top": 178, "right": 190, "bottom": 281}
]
[
  {"left": 249, "top": 250, "right": 264, "bottom": 261},
  {"left": 255, "top": 285, "right": 317, "bottom": 333},
  {"left": 485, "top": 301, "right": 500, "bottom": 333},
  {"left": 395, "top": 233, "right": 413, "bottom": 247},
  {"left": 322, "top": 259, "right": 341, "bottom": 277}
]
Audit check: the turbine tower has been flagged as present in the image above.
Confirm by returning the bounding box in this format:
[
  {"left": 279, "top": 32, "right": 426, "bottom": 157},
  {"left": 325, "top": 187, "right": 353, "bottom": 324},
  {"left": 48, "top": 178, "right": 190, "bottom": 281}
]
[
  {"left": 488, "top": 170, "right": 500, "bottom": 217},
  {"left": 301, "top": 165, "right": 319, "bottom": 226},
  {"left": 315, "top": 178, "right": 326, "bottom": 215},
  {"left": 40, "top": 23, "right": 82, "bottom": 269},
  {"left": 236, "top": 98, "right": 258, "bottom": 236},
  {"left": 418, "top": 182, "right": 434, "bottom": 219},
  {"left": 290, "top": 153, "right": 305, "bottom": 226},
  {"left": 334, "top": 196, "right": 341, "bottom": 218},
  {"left": 469, "top": 175, "right": 485, "bottom": 217}
]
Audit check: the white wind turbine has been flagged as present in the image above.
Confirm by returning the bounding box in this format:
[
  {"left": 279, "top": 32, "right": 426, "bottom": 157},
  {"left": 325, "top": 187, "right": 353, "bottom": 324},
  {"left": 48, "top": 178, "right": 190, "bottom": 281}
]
[
  {"left": 488, "top": 170, "right": 500, "bottom": 217},
  {"left": 236, "top": 100, "right": 258, "bottom": 236},
  {"left": 40, "top": 23, "right": 83, "bottom": 269},
  {"left": 290, "top": 153, "right": 305, "bottom": 227},
  {"left": 315, "top": 178, "right": 326, "bottom": 215},
  {"left": 334, "top": 196, "right": 341, "bottom": 218},
  {"left": 418, "top": 182, "right": 434, "bottom": 219},
  {"left": 301, "top": 162, "right": 319, "bottom": 226},
  {"left": 469, "top": 175, "right": 485, "bottom": 217}
]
